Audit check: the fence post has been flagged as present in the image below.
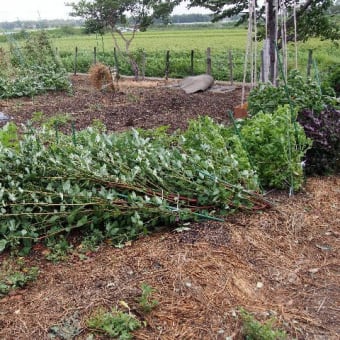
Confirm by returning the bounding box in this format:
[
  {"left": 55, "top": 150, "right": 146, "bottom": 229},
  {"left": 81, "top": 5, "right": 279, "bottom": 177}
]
[
  {"left": 93, "top": 46, "right": 97, "bottom": 64},
  {"left": 113, "top": 47, "right": 120, "bottom": 77},
  {"left": 165, "top": 50, "right": 170, "bottom": 80},
  {"left": 307, "top": 49, "right": 313, "bottom": 77},
  {"left": 74, "top": 46, "right": 78, "bottom": 75},
  {"left": 206, "top": 47, "right": 211, "bottom": 75},
  {"left": 190, "top": 50, "right": 194, "bottom": 75},
  {"left": 228, "top": 50, "right": 233, "bottom": 85},
  {"left": 141, "top": 50, "right": 146, "bottom": 80}
]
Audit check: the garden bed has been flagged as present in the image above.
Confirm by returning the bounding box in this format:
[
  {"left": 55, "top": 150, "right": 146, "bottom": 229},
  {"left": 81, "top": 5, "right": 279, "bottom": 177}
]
[
  {"left": 0, "top": 74, "right": 243, "bottom": 133},
  {"left": 0, "top": 75, "right": 339, "bottom": 339}
]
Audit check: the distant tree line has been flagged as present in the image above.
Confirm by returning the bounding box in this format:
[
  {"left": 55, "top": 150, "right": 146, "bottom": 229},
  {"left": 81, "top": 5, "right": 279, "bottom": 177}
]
[
  {"left": 0, "top": 14, "right": 227, "bottom": 32},
  {"left": 167, "top": 14, "right": 212, "bottom": 24},
  {"left": 0, "top": 19, "right": 84, "bottom": 31}
]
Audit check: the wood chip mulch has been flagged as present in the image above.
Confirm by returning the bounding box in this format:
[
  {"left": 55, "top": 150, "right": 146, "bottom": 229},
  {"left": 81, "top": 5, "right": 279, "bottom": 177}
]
[
  {"left": 0, "top": 176, "right": 339, "bottom": 339},
  {"left": 0, "top": 76, "right": 339, "bottom": 339}
]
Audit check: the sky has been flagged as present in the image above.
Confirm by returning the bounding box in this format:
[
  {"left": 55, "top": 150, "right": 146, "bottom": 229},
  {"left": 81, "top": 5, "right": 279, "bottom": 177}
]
[{"left": 0, "top": 0, "right": 210, "bottom": 23}]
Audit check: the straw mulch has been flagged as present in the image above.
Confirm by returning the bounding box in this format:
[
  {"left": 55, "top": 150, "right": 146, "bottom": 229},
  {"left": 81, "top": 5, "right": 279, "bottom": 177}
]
[{"left": 0, "top": 176, "right": 339, "bottom": 339}]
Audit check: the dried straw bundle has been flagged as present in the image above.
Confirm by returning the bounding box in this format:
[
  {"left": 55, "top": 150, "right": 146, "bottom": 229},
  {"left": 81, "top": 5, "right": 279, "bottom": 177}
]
[{"left": 89, "top": 62, "right": 114, "bottom": 90}]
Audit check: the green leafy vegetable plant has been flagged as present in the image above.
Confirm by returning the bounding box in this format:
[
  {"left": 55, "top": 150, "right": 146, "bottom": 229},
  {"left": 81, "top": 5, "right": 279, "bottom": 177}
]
[
  {"left": 86, "top": 307, "right": 141, "bottom": 339},
  {"left": 0, "top": 122, "right": 19, "bottom": 149},
  {"left": 248, "top": 70, "right": 338, "bottom": 116},
  {"left": 240, "top": 308, "right": 287, "bottom": 340},
  {"left": 240, "top": 105, "right": 312, "bottom": 191},
  {"left": 138, "top": 283, "right": 159, "bottom": 313},
  {"left": 0, "top": 259, "right": 39, "bottom": 298}
]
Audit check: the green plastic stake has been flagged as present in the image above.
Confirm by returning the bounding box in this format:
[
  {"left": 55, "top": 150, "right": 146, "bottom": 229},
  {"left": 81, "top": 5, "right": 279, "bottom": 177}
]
[
  {"left": 54, "top": 121, "right": 59, "bottom": 144},
  {"left": 72, "top": 121, "right": 77, "bottom": 146}
]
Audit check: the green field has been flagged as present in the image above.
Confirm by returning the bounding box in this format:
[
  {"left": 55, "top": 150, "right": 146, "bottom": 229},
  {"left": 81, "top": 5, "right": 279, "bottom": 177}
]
[
  {"left": 1, "top": 28, "right": 339, "bottom": 81},
  {"left": 50, "top": 29, "right": 249, "bottom": 52}
]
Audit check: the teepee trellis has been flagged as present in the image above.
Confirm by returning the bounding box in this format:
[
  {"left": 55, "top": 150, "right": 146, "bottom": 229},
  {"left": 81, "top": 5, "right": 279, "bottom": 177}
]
[{"left": 241, "top": 0, "right": 258, "bottom": 105}]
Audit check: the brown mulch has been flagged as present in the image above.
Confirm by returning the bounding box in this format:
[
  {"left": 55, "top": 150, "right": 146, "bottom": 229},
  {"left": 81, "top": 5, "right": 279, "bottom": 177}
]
[
  {"left": 0, "top": 76, "right": 339, "bottom": 339},
  {"left": 0, "top": 177, "right": 339, "bottom": 339},
  {"left": 0, "top": 75, "right": 242, "bottom": 133}
]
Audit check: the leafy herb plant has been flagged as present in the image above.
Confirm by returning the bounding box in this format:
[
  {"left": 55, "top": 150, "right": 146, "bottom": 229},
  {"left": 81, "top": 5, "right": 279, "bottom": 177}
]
[
  {"left": 240, "top": 105, "right": 312, "bottom": 191},
  {"left": 0, "top": 259, "right": 39, "bottom": 298},
  {"left": 138, "top": 283, "right": 159, "bottom": 313},
  {"left": 1, "top": 31, "right": 71, "bottom": 99},
  {"left": 248, "top": 70, "right": 338, "bottom": 116},
  {"left": 240, "top": 308, "right": 287, "bottom": 340},
  {"left": 86, "top": 307, "right": 141, "bottom": 339}
]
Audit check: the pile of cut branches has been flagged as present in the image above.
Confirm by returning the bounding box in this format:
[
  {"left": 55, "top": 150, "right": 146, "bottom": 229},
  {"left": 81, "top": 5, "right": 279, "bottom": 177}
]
[{"left": 0, "top": 119, "right": 271, "bottom": 253}]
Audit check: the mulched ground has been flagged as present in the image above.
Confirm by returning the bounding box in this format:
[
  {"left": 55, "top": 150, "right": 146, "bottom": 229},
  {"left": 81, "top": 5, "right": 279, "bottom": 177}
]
[
  {"left": 0, "top": 75, "right": 243, "bottom": 133},
  {"left": 0, "top": 76, "right": 339, "bottom": 339}
]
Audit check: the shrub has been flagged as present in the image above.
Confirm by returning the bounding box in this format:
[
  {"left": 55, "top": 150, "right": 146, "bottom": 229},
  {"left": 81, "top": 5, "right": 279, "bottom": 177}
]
[
  {"left": 1, "top": 31, "right": 71, "bottom": 99},
  {"left": 324, "top": 64, "right": 340, "bottom": 97},
  {"left": 297, "top": 107, "right": 340, "bottom": 175}
]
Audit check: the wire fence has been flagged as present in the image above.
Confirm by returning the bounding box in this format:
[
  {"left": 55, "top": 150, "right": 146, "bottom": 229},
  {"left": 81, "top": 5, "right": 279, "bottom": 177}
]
[{"left": 0, "top": 41, "right": 323, "bottom": 84}]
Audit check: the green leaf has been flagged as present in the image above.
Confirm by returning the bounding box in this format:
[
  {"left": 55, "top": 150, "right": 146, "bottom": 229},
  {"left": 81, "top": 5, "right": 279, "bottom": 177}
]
[
  {"left": 0, "top": 239, "right": 7, "bottom": 253},
  {"left": 76, "top": 215, "right": 88, "bottom": 228}
]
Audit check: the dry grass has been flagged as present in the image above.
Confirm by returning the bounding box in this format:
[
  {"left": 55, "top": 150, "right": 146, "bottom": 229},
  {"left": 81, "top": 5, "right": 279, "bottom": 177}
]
[{"left": 88, "top": 62, "right": 114, "bottom": 91}]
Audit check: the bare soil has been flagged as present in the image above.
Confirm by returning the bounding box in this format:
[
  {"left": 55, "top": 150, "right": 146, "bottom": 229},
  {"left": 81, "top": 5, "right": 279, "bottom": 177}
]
[{"left": 0, "top": 75, "right": 339, "bottom": 340}]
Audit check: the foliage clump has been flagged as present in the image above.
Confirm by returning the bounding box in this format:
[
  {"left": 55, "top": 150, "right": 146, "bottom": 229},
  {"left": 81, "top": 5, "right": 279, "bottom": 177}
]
[
  {"left": 248, "top": 70, "right": 338, "bottom": 116},
  {"left": 0, "top": 31, "right": 71, "bottom": 99},
  {"left": 240, "top": 308, "right": 287, "bottom": 340},
  {"left": 86, "top": 308, "right": 141, "bottom": 339},
  {"left": 0, "top": 259, "right": 39, "bottom": 298},
  {"left": 247, "top": 70, "right": 339, "bottom": 176},
  {"left": 0, "top": 112, "right": 311, "bottom": 254},
  {"left": 297, "top": 107, "right": 340, "bottom": 175},
  {"left": 324, "top": 64, "right": 340, "bottom": 97},
  {"left": 239, "top": 106, "right": 312, "bottom": 191}
]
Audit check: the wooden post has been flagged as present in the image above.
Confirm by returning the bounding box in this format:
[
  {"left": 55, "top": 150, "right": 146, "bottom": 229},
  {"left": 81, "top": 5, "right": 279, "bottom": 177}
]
[
  {"left": 228, "top": 50, "right": 233, "bottom": 85},
  {"left": 114, "top": 47, "right": 120, "bottom": 77},
  {"left": 141, "top": 50, "right": 146, "bottom": 80},
  {"left": 165, "top": 50, "right": 170, "bottom": 80},
  {"left": 93, "top": 46, "right": 97, "bottom": 64},
  {"left": 206, "top": 47, "right": 211, "bottom": 75},
  {"left": 307, "top": 49, "right": 313, "bottom": 77},
  {"left": 190, "top": 50, "right": 194, "bottom": 75},
  {"left": 74, "top": 46, "right": 78, "bottom": 75}
]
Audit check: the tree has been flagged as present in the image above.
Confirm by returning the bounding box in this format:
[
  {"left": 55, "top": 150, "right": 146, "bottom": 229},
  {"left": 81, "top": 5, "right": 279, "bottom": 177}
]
[
  {"left": 329, "top": 0, "right": 340, "bottom": 14},
  {"left": 184, "top": 1, "right": 340, "bottom": 83},
  {"left": 67, "top": 0, "right": 179, "bottom": 79}
]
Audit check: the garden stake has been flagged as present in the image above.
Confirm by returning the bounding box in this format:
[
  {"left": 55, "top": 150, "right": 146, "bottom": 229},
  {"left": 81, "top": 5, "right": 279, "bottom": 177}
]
[
  {"left": 71, "top": 121, "right": 77, "bottom": 146},
  {"left": 312, "top": 59, "right": 322, "bottom": 96},
  {"left": 275, "top": 43, "right": 297, "bottom": 196},
  {"left": 54, "top": 121, "right": 59, "bottom": 144}
]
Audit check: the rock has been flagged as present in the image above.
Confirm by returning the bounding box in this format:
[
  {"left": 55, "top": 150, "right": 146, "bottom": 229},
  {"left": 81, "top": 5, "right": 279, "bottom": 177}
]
[
  {"left": 0, "top": 112, "right": 10, "bottom": 123},
  {"left": 256, "top": 281, "right": 264, "bottom": 289}
]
